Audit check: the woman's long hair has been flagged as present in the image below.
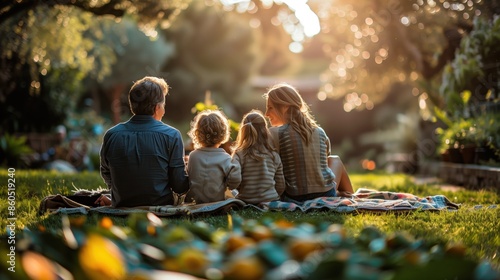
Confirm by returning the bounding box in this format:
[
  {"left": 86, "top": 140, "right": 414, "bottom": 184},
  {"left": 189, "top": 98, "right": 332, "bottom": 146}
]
[
  {"left": 233, "top": 110, "right": 276, "bottom": 161},
  {"left": 264, "top": 83, "right": 318, "bottom": 145}
]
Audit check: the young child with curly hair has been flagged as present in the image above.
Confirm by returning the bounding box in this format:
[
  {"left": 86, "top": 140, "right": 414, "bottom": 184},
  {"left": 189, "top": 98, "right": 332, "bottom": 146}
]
[
  {"left": 185, "top": 110, "right": 241, "bottom": 204},
  {"left": 232, "top": 110, "right": 285, "bottom": 204}
]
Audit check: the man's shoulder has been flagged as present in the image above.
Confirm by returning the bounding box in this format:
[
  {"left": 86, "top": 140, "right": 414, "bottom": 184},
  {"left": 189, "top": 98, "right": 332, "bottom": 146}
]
[
  {"left": 105, "top": 120, "right": 180, "bottom": 137},
  {"left": 152, "top": 122, "right": 181, "bottom": 135},
  {"left": 105, "top": 122, "right": 126, "bottom": 134}
]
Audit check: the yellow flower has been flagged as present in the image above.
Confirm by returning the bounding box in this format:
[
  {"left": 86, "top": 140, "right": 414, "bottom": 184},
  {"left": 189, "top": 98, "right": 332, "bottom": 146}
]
[
  {"left": 224, "top": 257, "right": 265, "bottom": 280},
  {"left": 79, "top": 234, "right": 126, "bottom": 280},
  {"left": 177, "top": 247, "right": 208, "bottom": 275},
  {"left": 163, "top": 247, "right": 208, "bottom": 276}
]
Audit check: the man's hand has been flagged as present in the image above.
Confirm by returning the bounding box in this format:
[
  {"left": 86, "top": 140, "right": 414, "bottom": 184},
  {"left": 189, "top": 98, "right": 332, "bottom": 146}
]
[{"left": 95, "top": 194, "right": 112, "bottom": 206}]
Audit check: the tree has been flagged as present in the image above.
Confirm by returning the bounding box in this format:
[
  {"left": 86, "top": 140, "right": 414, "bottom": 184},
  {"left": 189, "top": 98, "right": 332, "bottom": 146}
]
[
  {"left": 439, "top": 15, "right": 500, "bottom": 120},
  {"left": 160, "top": 1, "right": 261, "bottom": 123},
  {"left": 221, "top": 0, "right": 499, "bottom": 166},
  {"left": 314, "top": 0, "right": 500, "bottom": 112},
  {"left": 84, "top": 17, "right": 175, "bottom": 124},
  {"left": 0, "top": 6, "right": 102, "bottom": 132},
  {"left": 0, "top": 0, "right": 189, "bottom": 133},
  {"left": 230, "top": 0, "right": 499, "bottom": 112},
  {"left": 0, "top": 0, "right": 188, "bottom": 26}
]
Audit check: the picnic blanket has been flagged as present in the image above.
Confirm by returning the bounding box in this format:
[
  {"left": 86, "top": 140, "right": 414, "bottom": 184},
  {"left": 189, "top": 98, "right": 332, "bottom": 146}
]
[
  {"left": 252, "top": 188, "right": 461, "bottom": 213},
  {"left": 39, "top": 188, "right": 461, "bottom": 216}
]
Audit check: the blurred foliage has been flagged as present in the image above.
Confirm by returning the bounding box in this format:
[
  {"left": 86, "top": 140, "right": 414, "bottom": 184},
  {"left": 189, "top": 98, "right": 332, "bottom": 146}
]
[
  {"left": 0, "top": 7, "right": 100, "bottom": 133},
  {"left": 219, "top": 0, "right": 304, "bottom": 76},
  {"left": 1, "top": 0, "right": 265, "bottom": 133},
  {"left": 220, "top": 0, "right": 500, "bottom": 166},
  {"left": 439, "top": 16, "right": 500, "bottom": 120},
  {"left": 191, "top": 91, "right": 241, "bottom": 142},
  {"left": 433, "top": 16, "right": 500, "bottom": 163},
  {"left": 82, "top": 16, "right": 175, "bottom": 124},
  {"left": 0, "top": 0, "right": 190, "bottom": 133},
  {"left": 305, "top": 0, "right": 500, "bottom": 112},
  {"left": 436, "top": 113, "right": 500, "bottom": 162},
  {"left": 226, "top": 0, "right": 499, "bottom": 115},
  {"left": 436, "top": 118, "right": 476, "bottom": 152},
  {"left": 2, "top": 213, "right": 498, "bottom": 279},
  {"left": 0, "top": 134, "right": 33, "bottom": 168},
  {"left": 65, "top": 110, "right": 109, "bottom": 140},
  {"left": 160, "top": 1, "right": 261, "bottom": 124}
]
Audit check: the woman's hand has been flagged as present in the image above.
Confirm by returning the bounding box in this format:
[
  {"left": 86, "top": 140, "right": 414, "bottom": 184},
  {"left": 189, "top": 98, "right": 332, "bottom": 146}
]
[{"left": 95, "top": 194, "right": 112, "bottom": 206}]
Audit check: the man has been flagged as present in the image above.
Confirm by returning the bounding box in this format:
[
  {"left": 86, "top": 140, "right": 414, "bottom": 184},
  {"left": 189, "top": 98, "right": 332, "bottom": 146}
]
[{"left": 97, "top": 76, "right": 189, "bottom": 207}]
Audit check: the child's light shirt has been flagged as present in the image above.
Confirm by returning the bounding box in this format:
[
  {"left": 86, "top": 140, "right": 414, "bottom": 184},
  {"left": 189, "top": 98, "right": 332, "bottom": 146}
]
[{"left": 186, "top": 147, "right": 241, "bottom": 204}]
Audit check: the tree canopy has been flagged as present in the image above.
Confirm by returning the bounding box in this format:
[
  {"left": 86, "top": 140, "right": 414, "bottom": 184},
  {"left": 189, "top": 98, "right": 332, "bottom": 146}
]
[
  {"left": 0, "top": 0, "right": 189, "bottom": 132},
  {"left": 227, "top": 0, "right": 499, "bottom": 113},
  {"left": 160, "top": 1, "right": 261, "bottom": 123},
  {"left": 1, "top": 0, "right": 499, "bottom": 135}
]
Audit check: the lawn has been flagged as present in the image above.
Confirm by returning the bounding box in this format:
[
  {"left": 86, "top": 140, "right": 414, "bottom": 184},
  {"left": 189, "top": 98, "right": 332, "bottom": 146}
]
[{"left": 0, "top": 170, "right": 499, "bottom": 279}]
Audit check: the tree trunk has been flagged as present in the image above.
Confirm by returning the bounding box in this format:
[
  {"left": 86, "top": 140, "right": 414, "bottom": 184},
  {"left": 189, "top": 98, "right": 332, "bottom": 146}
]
[{"left": 109, "top": 84, "right": 126, "bottom": 124}]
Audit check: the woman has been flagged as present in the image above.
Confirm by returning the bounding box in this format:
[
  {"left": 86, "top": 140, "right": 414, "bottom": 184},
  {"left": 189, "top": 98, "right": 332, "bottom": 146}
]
[{"left": 264, "top": 83, "right": 354, "bottom": 203}]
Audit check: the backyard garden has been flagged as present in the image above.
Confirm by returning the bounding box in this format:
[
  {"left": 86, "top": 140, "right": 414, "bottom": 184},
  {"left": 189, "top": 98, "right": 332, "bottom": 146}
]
[{"left": 1, "top": 0, "right": 500, "bottom": 279}]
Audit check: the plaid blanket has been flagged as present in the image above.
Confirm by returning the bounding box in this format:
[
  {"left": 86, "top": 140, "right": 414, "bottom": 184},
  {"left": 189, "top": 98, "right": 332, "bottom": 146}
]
[
  {"left": 252, "top": 188, "right": 461, "bottom": 213},
  {"left": 91, "top": 198, "right": 247, "bottom": 216},
  {"left": 40, "top": 188, "right": 461, "bottom": 216}
]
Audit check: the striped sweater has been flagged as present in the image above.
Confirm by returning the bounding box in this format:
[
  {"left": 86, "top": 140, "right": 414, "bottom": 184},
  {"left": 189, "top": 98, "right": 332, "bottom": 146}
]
[
  {"left": 233, "top": 150, "right": 285, "bottom": 204},
  {"left": 269, "top": 125, "right": 336, "bottom": 197}
]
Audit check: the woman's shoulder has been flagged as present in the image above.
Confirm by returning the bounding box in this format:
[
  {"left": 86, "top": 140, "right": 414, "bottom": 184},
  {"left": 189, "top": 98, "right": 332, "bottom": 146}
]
[
  {"left": 269, "top": 126, "right": 282, "bottom": 141},
  {"left": 269, "top": 126, "right": 280, "bottom": 134},
  {"left": 314, "top": 126, "right": 328, "bottom": 136}
]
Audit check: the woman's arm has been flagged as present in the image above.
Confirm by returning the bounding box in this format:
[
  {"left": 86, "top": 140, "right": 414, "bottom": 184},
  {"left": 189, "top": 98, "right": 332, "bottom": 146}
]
[
  {"left": 328, "top": 155, "right": 355, "bottom": 196},
  {"left": 274, "top": 158, "right": 286, "bottom": 196}
]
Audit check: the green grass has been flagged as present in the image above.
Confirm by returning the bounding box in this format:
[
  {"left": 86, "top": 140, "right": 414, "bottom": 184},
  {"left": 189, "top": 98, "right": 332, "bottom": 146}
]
[{"left": 0, "top": 170, "right": 499, "bottom": 278}]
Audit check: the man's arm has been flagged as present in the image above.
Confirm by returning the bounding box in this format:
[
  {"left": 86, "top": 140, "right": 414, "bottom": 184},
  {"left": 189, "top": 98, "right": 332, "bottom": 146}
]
[
  {"left": 99, "top": 132, "right": 112, "bottom": 188},
  {"left": 168, "top": 131, "right": 190, "bottom": 194}
]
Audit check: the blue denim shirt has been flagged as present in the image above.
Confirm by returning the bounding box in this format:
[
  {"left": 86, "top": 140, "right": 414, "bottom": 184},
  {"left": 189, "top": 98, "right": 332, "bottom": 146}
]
[{"left": 100, "top": 115, "right": 189, "bottom": 207}]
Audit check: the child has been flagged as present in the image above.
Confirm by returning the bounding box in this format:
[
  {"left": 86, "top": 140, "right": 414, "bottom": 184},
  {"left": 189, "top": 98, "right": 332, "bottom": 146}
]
[
  {"left": 185, "top": 109, "right": 241, "bottom": 204},
  {"left": 232, "top": 110, "right": 285, "bottom": 204}
]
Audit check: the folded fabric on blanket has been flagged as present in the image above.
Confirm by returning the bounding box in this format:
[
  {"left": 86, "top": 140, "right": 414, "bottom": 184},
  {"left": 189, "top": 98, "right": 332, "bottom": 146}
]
[{"left": 39, "top": 188, "right": 460, "bottom": 216}]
